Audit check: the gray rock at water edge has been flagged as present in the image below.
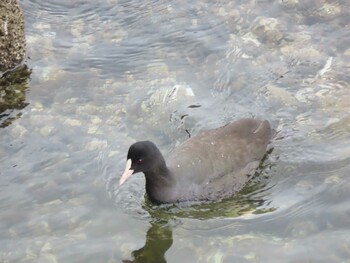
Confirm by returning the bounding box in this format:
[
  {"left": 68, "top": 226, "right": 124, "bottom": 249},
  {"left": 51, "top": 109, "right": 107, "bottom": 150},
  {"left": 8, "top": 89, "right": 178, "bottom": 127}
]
[{"left": 0, "top": 0, "right": 26, "bottom": 70}]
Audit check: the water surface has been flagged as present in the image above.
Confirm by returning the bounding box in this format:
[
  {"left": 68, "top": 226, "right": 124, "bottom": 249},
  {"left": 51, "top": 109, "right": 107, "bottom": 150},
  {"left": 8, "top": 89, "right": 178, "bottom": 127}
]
[{"left": 1, "top": 0, "right": 350, "bottom": 262}]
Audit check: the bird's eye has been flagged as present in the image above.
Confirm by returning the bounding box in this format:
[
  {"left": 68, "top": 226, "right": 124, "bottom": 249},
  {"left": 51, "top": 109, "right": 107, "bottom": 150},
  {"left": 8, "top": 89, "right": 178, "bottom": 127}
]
[{"left": 137, "top": 159, "right": 144, "bottom": 164}]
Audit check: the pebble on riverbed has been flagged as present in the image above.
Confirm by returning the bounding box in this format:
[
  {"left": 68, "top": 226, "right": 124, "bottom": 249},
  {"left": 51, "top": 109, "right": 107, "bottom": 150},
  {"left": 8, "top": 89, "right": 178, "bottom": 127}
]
[
  {"left": 9, "top": 123, "right": 27, "bottom": 138},
  {"left": 251, "top": 17, "right": 285, "bottom": 46}
]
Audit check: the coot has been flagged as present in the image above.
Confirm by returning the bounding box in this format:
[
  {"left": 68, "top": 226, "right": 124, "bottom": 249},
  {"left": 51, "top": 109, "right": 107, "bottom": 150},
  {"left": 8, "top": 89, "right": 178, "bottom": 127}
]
[{"left": 120, "top": 118, "right": 273, "bottom": 204}]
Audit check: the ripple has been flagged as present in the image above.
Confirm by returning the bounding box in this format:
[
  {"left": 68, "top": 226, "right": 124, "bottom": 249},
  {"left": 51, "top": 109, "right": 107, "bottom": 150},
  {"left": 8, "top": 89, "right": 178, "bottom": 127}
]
[
  {"left": 22, "top": 0, "right": 232, "bottom": 79},
  {"left": 22, "top": 0, "right": 110, "bottom": 24}
]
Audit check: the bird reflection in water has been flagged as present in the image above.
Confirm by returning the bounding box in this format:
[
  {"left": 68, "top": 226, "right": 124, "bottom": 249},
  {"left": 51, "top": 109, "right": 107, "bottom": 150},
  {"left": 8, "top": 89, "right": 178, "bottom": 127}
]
[{"left": 123, "top": 220, "right": 173, "bottom": 263}]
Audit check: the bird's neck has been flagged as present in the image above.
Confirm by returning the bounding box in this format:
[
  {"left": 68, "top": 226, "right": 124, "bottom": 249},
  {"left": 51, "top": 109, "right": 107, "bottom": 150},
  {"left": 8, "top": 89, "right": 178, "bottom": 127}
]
[
  {"left": 145, "top": 160, "right": 173, "bottom": 185},
  {"left": 144, "top": 160, "right": 174, "bottom": 203}
]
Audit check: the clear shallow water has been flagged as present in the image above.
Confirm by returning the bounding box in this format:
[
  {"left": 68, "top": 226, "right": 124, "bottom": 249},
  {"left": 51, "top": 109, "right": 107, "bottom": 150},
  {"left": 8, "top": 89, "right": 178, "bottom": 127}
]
[{"left": 1, "top": 0, "right": 350, "bottom": 262}]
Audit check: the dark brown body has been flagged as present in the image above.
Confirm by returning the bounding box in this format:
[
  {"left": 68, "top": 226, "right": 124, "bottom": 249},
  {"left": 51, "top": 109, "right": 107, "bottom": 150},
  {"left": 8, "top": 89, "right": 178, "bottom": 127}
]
[{"left": 143, "top": 119, "right": 273, "bottom": 203}]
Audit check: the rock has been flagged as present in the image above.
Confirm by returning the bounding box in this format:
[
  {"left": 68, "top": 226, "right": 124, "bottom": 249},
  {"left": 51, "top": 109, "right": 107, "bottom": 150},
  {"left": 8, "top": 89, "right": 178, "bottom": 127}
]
[
  {"left": 280, "top": 0, "right": 299, "bottom": 8},
  {"left": 252, "top": 17, "right": 285, "bottom": 46},
  {"left": 0, "top": 0, "right": 26, "bottom": 70},
  {"left": 85, "top": 139, "right": 108, "bottom": 151},
  {"left": 265, "top": 84, "right": 299, "bottom": 106},
  {"left": 63, "top": 118, "right": 82, "bottom": 127},
  {"left": 324, "top": 175, "right": 341, "bottom": 185},
  {"left": 318, "top": 3, "right": 341, "bottom": 17},
  {"left": 40, "top": 126, "right": 55, "bottom": 137},
  {"left": 10, "top": 123, "right": 27, "bottom": 138}
]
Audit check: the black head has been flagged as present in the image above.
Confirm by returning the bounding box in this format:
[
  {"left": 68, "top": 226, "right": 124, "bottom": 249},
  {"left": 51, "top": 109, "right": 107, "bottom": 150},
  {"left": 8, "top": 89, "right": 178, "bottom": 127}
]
[
  {"left": 120, "top": 141, "right": 167, "bottom": 186},
  {"left": 127, "top": 141, "right": 163, "bottom": 173}
]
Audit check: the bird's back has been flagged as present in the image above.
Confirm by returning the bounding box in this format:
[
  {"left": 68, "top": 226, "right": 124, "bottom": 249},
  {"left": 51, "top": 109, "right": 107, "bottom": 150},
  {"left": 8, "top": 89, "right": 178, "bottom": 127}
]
[{"left": 166, "top": 119, "right": 273, "bottom": 201}]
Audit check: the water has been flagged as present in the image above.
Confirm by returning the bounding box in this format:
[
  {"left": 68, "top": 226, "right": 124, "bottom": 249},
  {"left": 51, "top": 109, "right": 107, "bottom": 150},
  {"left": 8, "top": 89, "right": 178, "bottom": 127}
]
[{"left": 1, "top": 0, "right": 350, "bottom": 262}]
